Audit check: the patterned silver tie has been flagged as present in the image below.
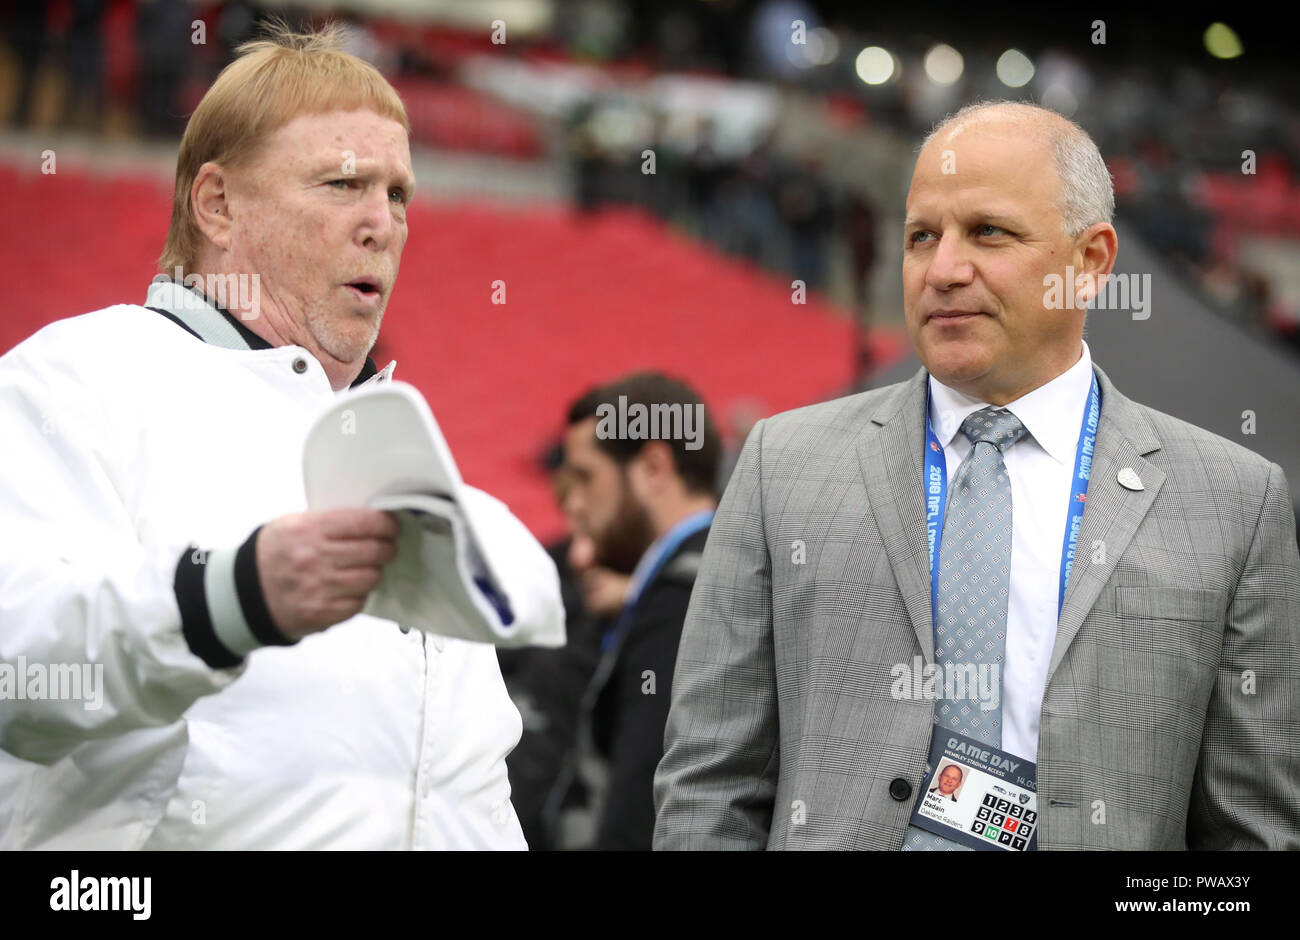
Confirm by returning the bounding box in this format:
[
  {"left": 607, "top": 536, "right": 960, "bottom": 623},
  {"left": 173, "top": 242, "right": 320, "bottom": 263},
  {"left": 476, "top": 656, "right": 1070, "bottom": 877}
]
[{"left": 902, "top": 406, "right": 1028, "bottom": 851}]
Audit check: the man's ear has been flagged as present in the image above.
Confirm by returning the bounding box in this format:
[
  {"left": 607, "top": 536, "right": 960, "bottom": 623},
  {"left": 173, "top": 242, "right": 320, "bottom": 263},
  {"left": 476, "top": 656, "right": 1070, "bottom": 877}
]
[
  {"left": 191, "top": 161, "right": 234, "bottom": 254},
  {"left": 1072, "top": 222, "right": 1118, "bottom": 308},
  {"left": 626, "top": 440, "right": 670, "bottom": 498},
  {"left": 638, "top": 440, "right": 676, "bottom": 483}
]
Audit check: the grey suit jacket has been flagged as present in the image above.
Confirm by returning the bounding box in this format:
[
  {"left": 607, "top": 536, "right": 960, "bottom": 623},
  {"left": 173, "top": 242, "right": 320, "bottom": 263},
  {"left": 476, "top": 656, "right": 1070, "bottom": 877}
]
[{"left": 653, "top": 365, "right": 1300, "bottom": 849}]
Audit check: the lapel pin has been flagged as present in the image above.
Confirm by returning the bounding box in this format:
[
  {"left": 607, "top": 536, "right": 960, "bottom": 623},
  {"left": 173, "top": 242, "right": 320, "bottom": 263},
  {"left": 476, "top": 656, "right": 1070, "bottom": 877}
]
[{"left": 1117, "top": 467, "right": 1144, "bottom": 491}]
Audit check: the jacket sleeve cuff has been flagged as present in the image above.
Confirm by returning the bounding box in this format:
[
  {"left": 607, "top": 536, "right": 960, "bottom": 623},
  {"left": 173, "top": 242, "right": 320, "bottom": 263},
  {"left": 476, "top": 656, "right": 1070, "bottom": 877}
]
[{"left": 174, "top": 526, "right": 296, "bottom": 669}]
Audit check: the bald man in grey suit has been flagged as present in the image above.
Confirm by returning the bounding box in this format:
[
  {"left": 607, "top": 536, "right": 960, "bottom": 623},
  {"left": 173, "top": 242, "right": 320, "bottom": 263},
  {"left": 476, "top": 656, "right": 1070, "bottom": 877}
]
[{"left": 653, "top": 102, "right": 1300, "bottom": 850}]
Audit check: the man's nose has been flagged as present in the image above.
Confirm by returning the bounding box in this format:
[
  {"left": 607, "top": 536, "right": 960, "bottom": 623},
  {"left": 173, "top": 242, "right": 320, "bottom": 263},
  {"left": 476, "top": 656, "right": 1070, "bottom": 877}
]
[
  {"left": 358, "top": 188, "right": 397, "bottom": 251},
  {"left": 568, "top": 533, "right": 596, "bottom": 571},
  {"left": 924, "top": 231, "right": 975, "bottom": 291}
]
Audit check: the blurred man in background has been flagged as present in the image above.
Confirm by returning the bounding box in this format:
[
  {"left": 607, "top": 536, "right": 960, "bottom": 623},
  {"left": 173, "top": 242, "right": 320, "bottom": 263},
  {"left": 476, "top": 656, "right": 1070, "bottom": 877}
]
[
  {"left": 549, "top": 372, "right": 720, "bottom": 849},
  {"left": 498, "top": 444, "right": 611, "bottom": 850}
]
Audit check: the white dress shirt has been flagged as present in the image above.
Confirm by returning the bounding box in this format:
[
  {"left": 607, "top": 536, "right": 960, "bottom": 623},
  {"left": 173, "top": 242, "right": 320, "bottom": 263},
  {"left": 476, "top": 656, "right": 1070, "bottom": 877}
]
[{"left": 927, "top": 341, "right": 1094, "bottom": 762}]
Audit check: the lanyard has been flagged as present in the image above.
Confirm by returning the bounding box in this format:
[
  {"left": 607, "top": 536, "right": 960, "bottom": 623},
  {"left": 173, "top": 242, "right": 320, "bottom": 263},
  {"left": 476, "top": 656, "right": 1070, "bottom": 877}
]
[
  {"left": 924, "top": 374, "right": 1101, "bottom": 624},
  {"left": 601, "top": 509, "right": 715, "bottom": 653}
]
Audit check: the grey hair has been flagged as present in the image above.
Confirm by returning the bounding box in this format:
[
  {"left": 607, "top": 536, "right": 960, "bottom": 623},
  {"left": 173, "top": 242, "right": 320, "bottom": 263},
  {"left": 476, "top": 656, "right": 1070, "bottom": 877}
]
[{"left": 921, "top": 100, "right": 1114, "bottom": 239}]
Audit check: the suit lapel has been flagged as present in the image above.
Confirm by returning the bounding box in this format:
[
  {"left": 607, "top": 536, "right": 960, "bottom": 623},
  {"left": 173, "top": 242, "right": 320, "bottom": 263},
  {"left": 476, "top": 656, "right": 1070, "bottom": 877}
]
[
  {"left": 858, "top": 368, "right": 935, "bottom": 664},
  {"left": 854, "top": 364, "right": 1165, "bottom": 677},
  {"left": 1046, "top": 364, "right": 1165, "bottom": 684}
]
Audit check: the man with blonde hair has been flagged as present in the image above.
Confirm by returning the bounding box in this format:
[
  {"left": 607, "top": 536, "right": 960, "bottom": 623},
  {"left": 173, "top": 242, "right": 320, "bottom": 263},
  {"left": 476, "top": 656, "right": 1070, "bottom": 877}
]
[{"left": 0, "top": 23, "right": 561, "bottom": 849}]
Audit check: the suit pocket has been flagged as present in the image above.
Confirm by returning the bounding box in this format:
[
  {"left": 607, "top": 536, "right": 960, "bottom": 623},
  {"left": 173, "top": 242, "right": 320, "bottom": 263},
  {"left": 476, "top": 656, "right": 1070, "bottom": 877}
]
[
  {"left": 1089, "top": 584, "right": 1226, "bottom": 678},
  {"left": 1105, "top": 586, "right": 1222, "bottom": 624},
  {"left": 1073, "top": 585, "right": 1223, "bottom": 751}
]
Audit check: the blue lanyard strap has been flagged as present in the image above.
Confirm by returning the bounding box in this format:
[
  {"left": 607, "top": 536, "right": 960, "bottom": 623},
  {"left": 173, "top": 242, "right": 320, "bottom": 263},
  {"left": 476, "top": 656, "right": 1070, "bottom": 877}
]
[
  {"left": 602, "top": 509, "right": 715, "bottom": 653},
  {"left": 924, "top": 374, "right": 1101, "bottom": 625},
  {"left": 1059, "top": 377, "right": 1101, "bottom": 614}
]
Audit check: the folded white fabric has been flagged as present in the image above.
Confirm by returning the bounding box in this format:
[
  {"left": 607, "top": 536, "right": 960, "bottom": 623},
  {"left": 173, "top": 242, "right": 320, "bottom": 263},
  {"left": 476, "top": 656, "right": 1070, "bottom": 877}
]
[{"left": 302, "top": 381, "right": 564, "bottom": 647}]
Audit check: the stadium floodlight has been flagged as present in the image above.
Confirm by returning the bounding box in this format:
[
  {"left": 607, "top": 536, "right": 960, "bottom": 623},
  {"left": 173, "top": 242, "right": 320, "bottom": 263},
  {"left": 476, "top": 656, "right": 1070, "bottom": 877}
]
[
  {"left": 1204, "top": 22, "right": 1244, "bottom": 59},
  {"left": 855, "top": 46, "right": 895, "bottom": 85},
  {"left": 924, "top": 44, "right": 964, "bottom": 86},
  {"left": 996, "top": 49, "right": 1035, "bottom": 88}
]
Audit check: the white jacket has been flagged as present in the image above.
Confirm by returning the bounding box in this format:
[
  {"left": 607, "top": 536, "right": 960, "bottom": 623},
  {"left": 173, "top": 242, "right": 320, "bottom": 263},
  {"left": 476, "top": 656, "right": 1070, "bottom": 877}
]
[{"left": 0, "top": 281, "right": 563, "bottom": 849}]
